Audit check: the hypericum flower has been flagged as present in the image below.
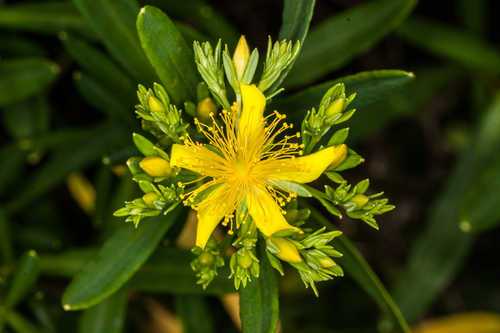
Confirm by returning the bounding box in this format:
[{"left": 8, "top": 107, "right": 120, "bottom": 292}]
[{"left": 170, "top": 84, "right": 340, "bottom": 248}]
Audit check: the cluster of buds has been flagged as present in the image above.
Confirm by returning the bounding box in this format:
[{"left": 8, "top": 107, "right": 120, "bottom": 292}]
[
  {"left": 229, "top": 212, "right": 260, "bottom": 289},
  {"left": 191, "top": 239, "right": 225, "bottom": 289},
  {"left": 136, "top": 83, "right": 189, "bottom": 144},
  {"left": 323, "top": 179, "right": 395, "bottom": 229},
  {"left": 301, "top": 83, "right": 356, "bottom": 154},
  {"left": 113, "top": 132, "right": 179, "bottom": 226},
  {"left": 194, "top": 35, "right": 301, "bottom": 109},
  {"left": 265, "top": 227, "right": 344, "bottom": 296}
]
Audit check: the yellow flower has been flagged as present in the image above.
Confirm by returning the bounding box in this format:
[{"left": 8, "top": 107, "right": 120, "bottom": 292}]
[{"left": 170, "top": 84, "right": 339, "bottom": 248}]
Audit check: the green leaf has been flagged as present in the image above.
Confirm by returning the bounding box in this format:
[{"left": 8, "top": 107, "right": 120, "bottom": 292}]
[
  {"left": 3, "top": 310, "right": 39, "bottom": 333},
  {"left": 309, "top": 206, "right": 410, "bottom": 333},
  {"left": 347, "top": 67, "right": 461, "bottom": 143},
  {"left": 279, "top": 0, "right": 315, "bottom": 43},
  {"left": 274, "top": 69, "right": 414, "bottom": 117},
  {"left": 2, "top": 95, "right": 50, "bottom": 140},
  {"left": 397, "top": 17, "right": 500, "bottom": 73},
  {"left": 286, "top": 0, "right": 416, "bottom": 87},
  {"left": 60, "top": 33, "right": 135, "bottom": 103},
  {"left": 0, "top": 34, "right": 46, "bottom": 57},
  {"left": 0, "top": 58, "right": 59, "bottom": 107},
  {"left": 0, "top": 145, "right": 26, "bottom": 197},
  {"left": 73, "top": 0, "right": 156, "bottom": 83},
  {"left": 459, "top": 155, "right": 500, "bottom": 233},
  {"left": 175, "top": 296, "right": 214, "bottom": 333},
  {"left": 392, "top": 93, "right": 500, "bottom": 322},
  {"left": 240, "top": 241, "right": 279, "bottom": 333},
  {"left": 5, "top": 124, "right": 126, "bottom": 215},
  {"left": 5, "top": 251, "right": 40, "bottom": 308},
  {"left": 62, "top": 210, "right": 183, "bottom": 310},
  {"left": 269, "top": 0, "right": 316, "bottom": 93},
  {"left": 137, "top": 6, "right": 199, "bottom": 104},
  {"left": 73, "top": 72, "right": 131, "bottom": 121},
  {"left": 78, "top": 289, "right": 128, "bottom": 333},
  {"left": 0, "top": 209, "right": 14, "bottom": 263},
  {"left": 39, "top": 247, "right": 234, "bottom": 295},
  {"left": 0, "top": 2, "right": 94, "bottom": 37},
  {"left": 146, "top": 0, "right": 238, "bottom": 45}
]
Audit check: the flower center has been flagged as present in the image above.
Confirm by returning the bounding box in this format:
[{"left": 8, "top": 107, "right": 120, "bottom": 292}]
[{"left": 231, "top": 159, "right": 253, "bottom": 183}]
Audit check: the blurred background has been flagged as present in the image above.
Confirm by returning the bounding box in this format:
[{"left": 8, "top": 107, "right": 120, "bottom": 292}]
[{"left": 0, "top": 0, "right": 499, "bottom": 332}]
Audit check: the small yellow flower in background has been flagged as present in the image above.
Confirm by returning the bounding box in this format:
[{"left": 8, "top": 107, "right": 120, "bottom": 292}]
[
  {"left": 414, "top": 312, "right": 500, "bottom": 333},
  {"left": 170, "top": 84, "right": 339, "bottom": 248},
  {"left": 67, "top": 172, "right": 96, "bottom": 215}
]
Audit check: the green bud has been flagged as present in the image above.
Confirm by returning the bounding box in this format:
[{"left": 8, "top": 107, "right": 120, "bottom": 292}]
[
  {"left": 326, "top": 98, "right": 345, "bottom": 117},
  {"left": 351, "top": 194, "right": 369, "bottom": 208}
]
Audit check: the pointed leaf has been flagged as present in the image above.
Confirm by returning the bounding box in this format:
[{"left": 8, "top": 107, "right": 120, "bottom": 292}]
[
  {"left": 5, "top": 251, "right": 40, "bottom": 308},
  {"left": 137, "top": 6, "right": 198, "bottom": 104},
  {"left": 397, "top": 17, "right": 500, "bottom": 73},
  {"left": 286, "top": 0, "right": 416, "bottom": 87},
  {"left": 309, "top": 206, "right": 410, "bottom": 333},
  {"left": 0, "top": 2, "right": 93, "bottom": 36},
  {"left": 0, "top": 58, "right": 59, "bottom": 107},
  {"left": 62, "top": 210, "right": 182, "bottom": 310},
  {"left": 73, "top": 0, "right": 156, "bottom": 83},
  {"left": 78, "top": 289, "right": 128, "bottom": 333},
  {"left": 240, "top": 241, "right": 279, "bottom": 333}
]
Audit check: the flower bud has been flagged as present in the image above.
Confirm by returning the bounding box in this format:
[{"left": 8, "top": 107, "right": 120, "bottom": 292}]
[
  {"left": 329, "top": 144, "right": 348, "bottom": 169},
  {"left": 270, "top": 237, "right": 302, "bottom": 263},
  {"left": 199, "top": 252, "right": 215, "bottom": 266},
  {"left": 326, "top": 97, "right": 345, "bottom": 117},
  {"left": 319, "top": 257, "right": 336, "bottom": 269},
  {"left": 237, "top": 251, "right": 254, "bottom": 269},
  {"left": 233, "top": 35, "right": 250, "bottom": 79},
  {"left": 196, "top": 97, "right": 217, "bottom": 121},
  {"left": 148, "top": 95, "right": 164, "bottom": 113},
  {"left": 139, "top": 156, "right": 171, "bottom": 177},
  {"left": 351, "top": 194, "right": 369, "bottom": 208},
  {"left": 142, "top": 192, "right": 159, "bottom": 206}
]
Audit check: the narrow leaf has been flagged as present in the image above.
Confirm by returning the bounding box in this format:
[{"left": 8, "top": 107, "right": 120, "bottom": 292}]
[
  {"left": 397, "top": 17, "right": 500, "bottom": 73},
  {"left": 62, "top": 209, "right": 183, "bottom": 310},
  {"left": 176, "top": 296, "right": 214, "bottom": 333},
  {"left": 146, "top": 0, "right": 238, "bottom": 45},
  {"left": 73, "top": 72, "right": 132, "bottom": 121},
  {"left": 137, "top": 6, "right": 199, "bottom": 104},
  {"left": 0, "top": 209, "right": 14, "bottom": 263},
  {"left": 309, "top": 207, "right": 410, "bottom": 333},
  {"left": 39, "top": 247, "right": 234, "bottom": 295},
  {"left": 5, "top": 124, "right": 126, "bottom": 215},
  {"left": 240, "top": 241, "right": 279, "bottom": 333},
  {"left": 0, "top": 2, "right": 93, "bottom": 36},
  {"left": 78, "top": 289, "right": 128, "bottom": 333},
  {"left": 0, "top": 58, "right": 59, "bottom": 107},
  {"left": 5, "top": 251, "right": 40, "bottom": 308},
  {"left": 392, "top": 93, "right": 500, "bottom": 322},
  {"left": 60, "top": 33, "right": 135, "bottom": 103},
  {"left": 73, "top": 0, "right": 156, "bottom": 83},
  {"left": 274, "top": 69, "right": 414, "bottom": 116},
  {"left": 286, "top": 0, "right": 416, "bottom": 87}
]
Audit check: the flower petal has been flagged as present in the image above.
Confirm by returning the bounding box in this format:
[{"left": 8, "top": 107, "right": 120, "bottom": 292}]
[
  {"left": 195, "top": 185, "right": 236, "bottom": 248},
  {"left": 238, "top": 84, "right": 266, "bottom": 144},
  {"left": 170, "top": 143, "right": 226, "bottom": 177},
  {"left": 255, "top": 146, "right": 338, "bottom": 184},
  {"left": 246, "top": 186, "right": 299, "bottom": 237}
]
